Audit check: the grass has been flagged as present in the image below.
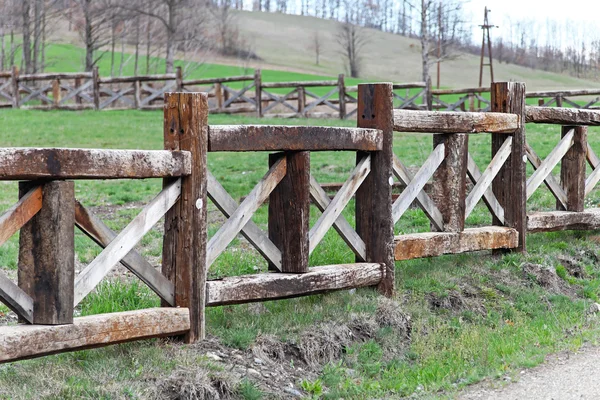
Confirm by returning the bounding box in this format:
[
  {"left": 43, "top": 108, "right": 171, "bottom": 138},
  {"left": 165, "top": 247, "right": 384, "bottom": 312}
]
[{"left": 2, "top": 110, "right": 600, "bottom": 398}]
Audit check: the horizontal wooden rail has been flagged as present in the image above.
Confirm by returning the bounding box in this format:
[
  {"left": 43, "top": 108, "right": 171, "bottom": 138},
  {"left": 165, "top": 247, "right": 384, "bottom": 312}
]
[
  {"left": 18, "top": 72, "right": 92, "bottom": 81},
  {"left": 0, "top": 148, "right": 191, "bottom": 180},
  {"left": 98, "top": 74, "right": 176, "bottom": 84},
  {"left": 0, "top": 308, "right": 190, "bottom": 363},
  {"left": 527, "top": 209, "right": 600, "bottom": 232},
  {"left": 261, "top": 80, "right": 338, "bottom": 89},
  {"left": 526, "top": 89, "right": 600, "bottom": 97},
  {"left": 432, "top": 87, "right": 490, "bottom": 95},
  {"left": 393, "top": 82, "right": 427, "bottom": 89},
  {"left": 182, "top": 75, "right": 254, "bottom": 85},
  {"left": 208, "top": 126, "right": 382, "bottom": 152},
  {"left": 205, "top": 263, "right": 383, "bottom": 306},
  {"left": 525, "top": 106, "right": 600, "bottom": 125},
  {"left": 393, "top": 110, "right": 520, "bottom": 134},
  {"left": 394, "top": 227, "right": 518, "bottom": 261}
]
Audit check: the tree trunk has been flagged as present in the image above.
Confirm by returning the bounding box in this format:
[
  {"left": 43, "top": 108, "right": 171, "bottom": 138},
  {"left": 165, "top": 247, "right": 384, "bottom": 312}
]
[
  {"left": 84, "top": 0, "right": 94, "bottom": 71},
  {"left": 33, "top": 0, "right": 41, "bottom": 73},
  {"left": 22, "top": 0, "right": 32, "bottom": 74}
]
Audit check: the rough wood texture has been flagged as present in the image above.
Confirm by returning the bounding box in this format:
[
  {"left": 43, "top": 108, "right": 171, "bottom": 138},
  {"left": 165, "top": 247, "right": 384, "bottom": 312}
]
[
  {"left": 432, "top": 87, "right": 490, "bottom": 95},
  {"left": 394, "top": 227, "right": 518, "bottom": 261},
  {"left": 338, "top": 74, "right": 346, "bottom": 119},
  {"left": 0, "top": 272, "right": 33, "bottom": 323},
  {"left": 254, "top": 69, "right": 262, "bottom": 117},
  {"left": 0, "top": 148, "right": 191, "bottom": 180},
  {"left": 261, "top": 80, "right": 338, "bottom": 89},
  {"left": 526, "top": 89, "right": 600, "bottom": 97},
  {"left": 526, "top": 106, "right": 600, "bottom": 125},
  {"left": 98, "top": 74, "right": 176, "bottom": 84},
  {"left": 18, "top": 72, "right": 92, "bottom": 81},
  {"left": 356, "top": 83, "right": 395, "bottom": 296},
  {"left": 18, "top": 181, "right": 75, "bottom": 325},
  {"left": 0, "top": 186, "right": 42, "bottom": 247},
  {"left": 559, "top": 126, "right": 587, "bottom": 211},
  {"left": 205, "top": 263, "right": 384, "bottom": 306},
  {"left": 268, "top": 152, "right": 310, "bottom": 273},
  {"left": 528, "top": 209, "right": 600, "bottom": 232},
  {"left": 491, "top": 82, "right": 527, "bottom": 252},
  {"left": 393, "top": 110, "right": 519, "bottom": 134},
  {"left": 525, "top": 142, "right": 568, "bottom": 209},
  {"left": 0, "top": 308, "right": 190, "bottom": 363},
  {"left": 92, "top": 66, "right": 100, "bottom": 110},
  {"left": 163, "top": 93, "right": 209, "bottom": 343},
  {"left": 183, "top": 75, "right": 254, "bottom": 86},
  {"left": 432, "top": 133, "right": 468, "bottom": 232},
  {"left": 208, "top": 125, "right": 382, "bottom": 152}
]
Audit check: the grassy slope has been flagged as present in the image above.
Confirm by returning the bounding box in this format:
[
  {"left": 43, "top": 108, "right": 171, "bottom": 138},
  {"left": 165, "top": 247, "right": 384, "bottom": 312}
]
[{"left": 2, "top": 111, "right": 600, "bottom": 398}]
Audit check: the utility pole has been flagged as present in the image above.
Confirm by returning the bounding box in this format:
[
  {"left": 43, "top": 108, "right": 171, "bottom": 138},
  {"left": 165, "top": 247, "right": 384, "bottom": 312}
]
[{"left": 478, "top": 6, "right": 496, "bottom": 87}]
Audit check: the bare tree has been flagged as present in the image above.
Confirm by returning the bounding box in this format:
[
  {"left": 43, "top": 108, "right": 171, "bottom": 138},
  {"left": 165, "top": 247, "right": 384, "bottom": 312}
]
[
  {"left": 336, "top": 21, "right": 368, "bottom": 78},
  {"left": 310, "top": 31, "right": 322, "bottom": 65}
]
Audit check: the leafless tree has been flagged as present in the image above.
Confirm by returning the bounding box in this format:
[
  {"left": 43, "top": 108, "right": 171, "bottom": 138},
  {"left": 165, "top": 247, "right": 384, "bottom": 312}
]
[
  {"left": 336, "top": 21, "right": 368, "bottom": 78},
  {"left": 310, "top": 31, "right": 322, "bottom": 65}
]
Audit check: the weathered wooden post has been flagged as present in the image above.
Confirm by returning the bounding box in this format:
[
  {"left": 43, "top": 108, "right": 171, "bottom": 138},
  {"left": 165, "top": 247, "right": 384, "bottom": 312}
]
[
  {"left": 134, "top": 80, "right": 141, "bottom": 109},
  {"left": 92, "top": 66, "right": 100, "bottom": 110},
  {"left": 215, "top": 82, "right": 224, "bottom": 110},
  {"left": 491, "top": 82, "right": 527, "bottom": 252},
  {"left": 254, "top": 69, "right": 262, "bottom": 117},
  {"left": 559, "top": 125, "right": 587, "bottom": 212},
  {"left": 75, "top": 77, "right": 82, "bottom": 105},
  {"left": 425, "top": 76, "right": 433, "bottom": 111},
  {"left": 338, "top": 74, "right": 346, "bottom": 119},
  {"left": 356, "top": 83, "right": 395, "bottom": 296},
  {"left": 163, "top": 92, "right": 208, "bottom": 342},
  {"left": 297, "top": 86, "right": 305, "bottom": 116},
  {"left": 11, "top": 65, "right": 19, "bottom": 109},
  {"left": 52, "top": 79, "right": 61, "bottom": 109},
  {"left": 18, "top": 181, "right": 75, "bottom": 324},
  {"left": 175, "top": 66, "right": 183, "bottom": 91}
]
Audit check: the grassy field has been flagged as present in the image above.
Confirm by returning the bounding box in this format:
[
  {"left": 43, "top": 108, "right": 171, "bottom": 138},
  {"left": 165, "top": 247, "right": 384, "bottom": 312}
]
[{"left": 2, "top": 110, "right": 600, "bottom": 399}]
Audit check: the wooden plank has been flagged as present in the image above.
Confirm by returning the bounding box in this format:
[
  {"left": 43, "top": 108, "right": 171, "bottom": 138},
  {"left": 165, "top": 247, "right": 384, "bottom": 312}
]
[
  {"left": 182, "top": 75, "right": 255, "bottom": 86},
  {"left": 560, "top": 126, "right": 587, "bottom": 211},
  {"left": 431, "top": 133, "right": 468, "bottom": 232},
  {"left": 18, "top": 72, "right": 93, "bottom": 81},
  {"left": 74, "top": 179, "right": 181, "bottom": 306},
  {"left": 208, "top": 172, "right": 282, "bottom": 271},
  {"left": 207, "top": 158, "right": 287, "bottom": 267},
  {"left": 0, "top": 186, "right": 42, "bottom": 247},
  {"left": 205, "top": 263, "right": 383, "bottom": 306},
  {"left": 356, "top": 83, "right": 395, "bottom": 296},
  {"left": 0, "top": 308, "right": 190, "bottom": 363},
  {"left": 525, "top": 142, "right": 568, "bottom": 209},
  {"left": 338, "top": 74, "right": 346, "bottom": 119},
  {"left": 587, "top": 143, "right": 600, "bottom": 168},
  {"left": 309, "top": 155, "right": 371, "bottom": 254},
  {"left": 526, "top": 106, "right": 600, "bottom": 125},
  {"left": 492, "top": 82, "right": 527, "bottom": 252},
  {"left": 208, "top": 125, "right": 382, "bottom": 152},
  {"left": 526, "top": 129, "right": 574, "bottom": 199},
  {"left": 98, "top": 74, "right": 176, "bottom": 84},
  {"left": 528, "top": 209, "right": 600, "bottom": 232},
  {"left": 261, "top": 80, "right": 338, "bottom": 89},
  {"left": 18, "top": 181, "right": 74, "bottom": 325},
  {"left": 465, "top": 137, "right": 512, "bottom": 219},
  {"left": 432, "top": 87, "right": 490, "bottom": 95},
  {"left": 269, "top": 152, "right": 310, "bottom": 273},
  {"left": 393, "top": 110, "right": 519, "bottom": 134},
  {"left": 0, "top": 272, "right": 33, "bottom": 323},
  {"left": 393, "top": 82, "right": 427, "bottom": 89},
  {"left": 394, "top": 226, "right": 518, "bottom": 261},
  {"left": 526, "top": 89, "right": 600, "bottom": 98},
  {"left": 309, "top": 175, "right": 366, "bottom": 261},
  {"left": 0, "top": 148, "right": 191, "bottom": 180},
  {"left": 74, "top": 201, "right": 175, "bottom": 306},
  {"left": 393, "top": 144, "right": 445, "bottom": 223}
]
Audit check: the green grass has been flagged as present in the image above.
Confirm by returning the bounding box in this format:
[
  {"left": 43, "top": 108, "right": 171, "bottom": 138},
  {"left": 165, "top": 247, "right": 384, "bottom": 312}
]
[{"left": 3, "top": 110, "right": 600, "bottom": 398}]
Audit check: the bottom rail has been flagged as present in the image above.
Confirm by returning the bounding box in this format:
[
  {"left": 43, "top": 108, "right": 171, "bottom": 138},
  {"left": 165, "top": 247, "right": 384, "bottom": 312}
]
[
  {"left": 0, "top": 308, "right": 190, "bottom": 363},
  {"left": 205, "top": 263, "right": 384, "bottom": 306},
  {"left": 527, "top": 209, "right": 600, "bottom": 232},
  {"left": 394, "top": 226, "right": 518, "bottom": 261}
]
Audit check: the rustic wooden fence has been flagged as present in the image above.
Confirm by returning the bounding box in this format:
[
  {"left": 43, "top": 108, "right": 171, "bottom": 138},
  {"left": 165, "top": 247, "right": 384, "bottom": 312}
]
[{"left": 527, "top": 89, "right": 600, "bottom": 109}]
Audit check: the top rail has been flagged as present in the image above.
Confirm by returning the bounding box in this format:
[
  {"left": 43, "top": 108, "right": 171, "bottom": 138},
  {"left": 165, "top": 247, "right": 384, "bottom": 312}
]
[
  {"left": 182, "top": 75, "right": 255, "bottom": 86},
  {"left": 98, "top": 74, "right": 177, "bottom": 84},
  {"left": 393, "top": 110, "right": 520, "bottom": 134},
  {"left": 525, "top": 106, "right": 600, "bottom": 125},
  {"left": 208, "top": 125, "right": 382, "bottom": 152},
  {"left": 526, "top": 89, "right": 600, "bottom": 97},
  {"left": 0, "top": 148, "right": 191, "bottom": 180},
  {"left": 261, "top": 80, "right": 338, "bottom": 89},
  {"left": 431, "top": 87, "right": 490, "bottom": 95},
  {"left": 18, "top": 72, "right": 93, "bottom": 81}
]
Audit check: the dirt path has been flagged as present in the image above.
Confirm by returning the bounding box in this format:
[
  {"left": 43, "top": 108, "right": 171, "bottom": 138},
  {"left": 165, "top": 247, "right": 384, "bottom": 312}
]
[{"left": 459, "top": 345, "right": 600, "bottom": 399}]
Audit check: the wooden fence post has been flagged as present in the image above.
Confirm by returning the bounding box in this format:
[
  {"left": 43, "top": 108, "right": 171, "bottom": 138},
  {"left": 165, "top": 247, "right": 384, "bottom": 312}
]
[
  {"left": 75, "top": 77, "right": 82, "bottom": 105},
  {"left": 559, "top": 125, "right": 587, "bottom": 212},
  {"left": 268, "top": 151, "right": 310, "bottom": 273},
  {"left": 254, "top": 69, "right": 262, "bottom": 117},
  {"left": 491, "top": 82, "right": 527, "bottom": 252},
  {"left": 52, "top": 79, "right": 61, "bottom": 109},
  {"left": 431, "top": 133, "right": 468, "bottom": 232},
  {"left": 163, "top": 92, "right": 208, "bottom": 343},
  {"left": 297, "top": 86, "right": 305, "bottom": 116},
  {"left": 92, "top": 66, "right": 100, "bottom": 110},
  {"left": 11, "top": 65, "right": 19, "bottom": 108},
  {"left": 425, "top": 76, "right": 433, "bottom": 111},
  {"left": 18, "top": 181, "right": 75, "bottom": 325},
  {"left": 175, "top": 66, "right": 183, "bottom": 91},
  {"left": 356, "top": 83, "right": 394, "bottom": 296},
  {"left": 215, "top": 82, "right": 223, "bottom": 109},
  {"left": 134, "top": 80, "right": 141, "bottom": 109},
  {"left": 338, "top": 74, "right": 346, "bottom": 119}
]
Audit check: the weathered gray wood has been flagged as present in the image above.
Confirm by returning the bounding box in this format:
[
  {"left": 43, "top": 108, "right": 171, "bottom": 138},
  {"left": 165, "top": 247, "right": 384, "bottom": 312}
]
[
  {"left": 394, "top": 226, "right": 518, "bottom": 261},
  {"left": 18, "top": 181, "right": 75, "bottom": 325},
  {"left": 309, "top": 175, "right": 366, "bottom": 261},
  {"left": 208, "top": 125, "right": 383, "bottom": 152},
  {"left": 526, "top": 89, "right": 600, "bottom": 98},
  {"left": 526, "top": 129, "right": 574, "bottom": 199},
  {"left": 206, "top": 158, "right": 287, "bottom": 267},
  {"left": 0, "top": 186, "right": 42, "bottom": 247},
  {"left": 465, "top": 136, "right": 512, "bottom": 219},
  {"left": 526, "top": 106, "right": 600, "bottom": 125},
  {"left": 0, "top": 148, "right": 191, "bottom": 180},
  {"left": 18, "top": 72, "right": 93, "bottom": 81},
  {"left": 393, "top": 110, "right": 519, "bottom": 134},
  {"left": 431, "top": 87, "right": 490, "bottom": 95},
  {"left": 466, "top": 154, "right": 504, "bottom": 224},
  {"left": 205, "top": 263, "right": 383, "bottom": 306},
  {"left": 74, "top": 179, "right": 181, "bottom": 306},
  {"left": 527, "top": 209, "right": 600, "bottom": 232},
  {"left": 74, "top": 201, "right": 175, "bottom": 306},
  {"left": 560, "top": 126, "right": 587, "bottom": 211},
  {"left": 525, "top": 142, "right": 568, "bottom": 209},
  {"left": 207, "top": 171, "right": 282, "bottom": 271},
  {"left": 393, "top": 143, "right": 445, "bottom": 223},
  {"left": 261, "top": 80, "right": 338, "bottom": 89},
  {"left": 182, "top": 75, "right": 255, "bottom": 86},
  {"left": 392, "top": 154, "right": 444, "bottom": 231},
  {"left": 254, "top": 69, "right": 262, "bottom": 117},
  {"left": 309, "top": 155, "right": 371, "bottom": 254},
  {"left": 98, "top": 74, "right": 176, "bottom": 84},
  {"left": 0, "top": 308, "right": 190, "bottom": 363},
  {"left": 0, "top": 272, "right": 33, "bottom": 323}
]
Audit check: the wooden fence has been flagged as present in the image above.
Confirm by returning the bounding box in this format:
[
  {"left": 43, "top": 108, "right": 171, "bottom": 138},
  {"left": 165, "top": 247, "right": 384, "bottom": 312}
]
[{"left": 4, "top": 82, "right": 600, "bottom": 363}]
